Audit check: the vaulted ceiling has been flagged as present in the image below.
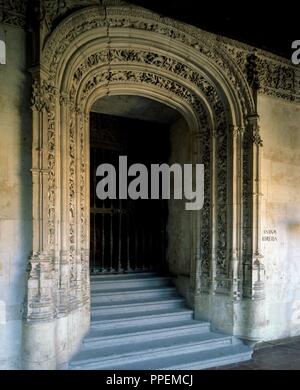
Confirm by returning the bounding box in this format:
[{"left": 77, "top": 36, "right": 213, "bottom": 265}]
[{"left": 92, "top": 95, "right": 181, "bottom": 124}]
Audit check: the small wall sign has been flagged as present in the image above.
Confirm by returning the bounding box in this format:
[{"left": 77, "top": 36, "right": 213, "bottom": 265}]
[
  {"left": 0, "top": 39, "right": 6, "bottom": 65},
  {"left": 262, "top": 228, "right": 278, "bottom": 242}
]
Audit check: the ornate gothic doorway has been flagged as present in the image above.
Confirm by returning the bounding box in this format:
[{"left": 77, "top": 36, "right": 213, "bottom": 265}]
[{"left": 23, "top": 3, "right": 263, "bottom": 369}]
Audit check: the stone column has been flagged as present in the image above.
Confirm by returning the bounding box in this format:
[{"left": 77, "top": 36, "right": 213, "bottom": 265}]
[
  {"left": 58, "top": 93, "right": 69, "bottom": 316},
  {"left": 190, "top": 132, "right": 203, "bottom": 299},
  {"left": 23, "top": 75, "right": 57, "bottom": 369},
  {"left": 230, "top": 125, "right": 244, "bottom": 300},
  {"left": 210, "top": 127, "right": 217, "bottom": 295},
  {"left": 249, "top": 115, "right": 265, "bottom": 300}
]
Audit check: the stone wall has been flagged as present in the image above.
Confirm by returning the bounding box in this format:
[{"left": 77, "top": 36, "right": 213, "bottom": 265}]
[
  {"left": 167, "top": 116, "right": 192, "bottom": 300},
  {"left": 259, "top": 94, "right": 300, "bottom": 340},
  {"left": 0, "top": 0, "right": 299, "bottom": 369},
  {"left": 0, "top": 24, "right": 32, "bottom": 369}
]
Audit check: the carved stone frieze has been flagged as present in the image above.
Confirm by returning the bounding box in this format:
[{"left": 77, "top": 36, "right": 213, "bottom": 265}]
[
  {"left": 222, "top": 42, "right": 300, "bottom": 103},
  {"left": 81, "top": 68, "right": 209, "bottom": 124},
  {"left": 42, "top": 5, "right": 255, "bottom": 117},
  {"left": 31, "top": 79, "right": 56, "bottom": 112},
  {"left": 42, "top": 0, "right": 98, "bottom": 27},
  {"left": 71, "top": 48, "right": 223, "bottom": 110},
  {"left": 0, "top": 0, "right": 28, "bottom": 29}
]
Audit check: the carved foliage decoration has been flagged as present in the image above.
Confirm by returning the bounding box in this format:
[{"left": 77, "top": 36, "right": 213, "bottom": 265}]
[
  {"left": 69, "top": 105, "right": 77, "bottom": 284},
  {"left": 27, "top": 78, "right": 58, "bottom": 321},
  {"left": 222, "top": 43, "right": 299, "bottom": 103},
  {"left": 215, "top": 105, "right": 228, "bottom": 286},
  {"left": 199, "top": 129, "right": 211, "bottom": 290},
  {"left": 79, "top": 114, "right": 86, "bottom": 252},
  {"left": 256, "top": 58, "right": 297, "bottom": 101},
  {"left": 0, "top": 0, "right": 28, "bottom": 28},
  {"left": 81, "top": 69, "right": 209, "bottom": 126},
  {"left": 31, "top": 79, "right": 57, "bottom": 251},
  {"left": 71, "top": 47, "right": 230, "bottom": 289},
  {"left": 79, "top": 113, "right": 88, "bottom": 294},
  {"left": 42, "top": 5, "right": 255, "bottom": 115}
]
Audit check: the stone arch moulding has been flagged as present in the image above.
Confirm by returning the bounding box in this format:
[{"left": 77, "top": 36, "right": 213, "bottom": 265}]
[{"left": 23, "top": 3, "right": 264, "bottom": 369}]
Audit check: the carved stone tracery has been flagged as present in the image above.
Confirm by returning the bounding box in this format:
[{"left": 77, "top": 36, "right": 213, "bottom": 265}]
[
  {"left": 71, "top": 46, "right": 232, "bottom": 288},
  {"left": 42, "top": 6, "right": 255, "bottom": 119},
  {"left": 222, "top": 43, "right": 300, "bottom": 103}
]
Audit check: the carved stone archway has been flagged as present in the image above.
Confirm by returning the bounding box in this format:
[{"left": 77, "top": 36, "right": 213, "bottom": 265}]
[{"left": 23, "top": 3, "right": 264, "bottom": 369}]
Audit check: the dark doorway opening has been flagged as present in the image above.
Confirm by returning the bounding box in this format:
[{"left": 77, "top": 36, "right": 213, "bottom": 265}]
[{"left": 90, "top": 112, "right": 170, "bottom": 274}]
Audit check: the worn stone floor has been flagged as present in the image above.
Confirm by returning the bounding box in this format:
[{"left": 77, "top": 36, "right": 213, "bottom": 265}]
[{"left": 211, "top": 340, "right": 300, "bottom": 370}]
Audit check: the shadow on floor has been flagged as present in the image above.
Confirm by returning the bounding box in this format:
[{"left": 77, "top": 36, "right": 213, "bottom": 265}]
[{"left": 209, "top": 340, "right": 300, "bottom": 370}]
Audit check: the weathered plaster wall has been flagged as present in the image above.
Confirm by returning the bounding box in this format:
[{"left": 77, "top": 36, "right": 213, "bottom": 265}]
[
  {"left": 167, "top": 116, "right": 192, "bottom": 298},
  {"left": 259, "top": 94, "right": 300, "bottom": 340},
  {"left": 0, "top": 25, "right": 32, "bottom": 369}
]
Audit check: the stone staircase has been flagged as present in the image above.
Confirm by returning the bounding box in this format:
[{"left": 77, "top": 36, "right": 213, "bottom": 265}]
[{"left": 69, "top": 273, "right": 252, "bottom": 370}]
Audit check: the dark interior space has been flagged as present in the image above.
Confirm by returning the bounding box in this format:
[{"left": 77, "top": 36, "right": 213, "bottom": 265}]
[
  {"left": 129, "top": 0, "right": 298, "bottom": 59},
  {"left": 90, "top": 112, "right": 170, "bottom": 274}
]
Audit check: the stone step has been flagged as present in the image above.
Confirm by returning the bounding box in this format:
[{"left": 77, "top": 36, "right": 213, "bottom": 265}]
[
  {"left": 69, "top": 332, "right": 236, "bottom": 370},
  {"left": 91, "top": 286, "right": 178, "bottom": 303},
  {"left": 90, "top": 272, "right": 158, "bottom": 281},
  {"left": 91, "top": 297, "right": 186, "bottom": 316},
  {"left": 91, "top": 308, "right": 194, "bottom": 330},
  {"left": 90, "top": 273, "right": 167, "bottom": 283},
  {"left": 84, "top": 343, "right": 252, "bottom": 370},
  {"left": 69, "top": 273, "right": 253, "bottom": 370},
  {"left": 90, "top": 276, "right": 173, "bottom": 291},
  {"left": 83, "top": 320, "right": 211, "bottom": 348}
]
